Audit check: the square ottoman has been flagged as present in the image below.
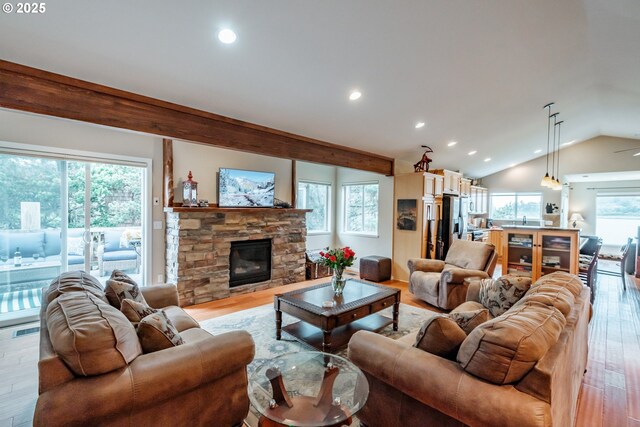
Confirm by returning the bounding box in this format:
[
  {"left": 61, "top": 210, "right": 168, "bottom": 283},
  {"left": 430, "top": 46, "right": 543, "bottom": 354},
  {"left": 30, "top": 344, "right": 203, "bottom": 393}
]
[{"left": 360, "top": 256, "right": 392, "bottom": 282}]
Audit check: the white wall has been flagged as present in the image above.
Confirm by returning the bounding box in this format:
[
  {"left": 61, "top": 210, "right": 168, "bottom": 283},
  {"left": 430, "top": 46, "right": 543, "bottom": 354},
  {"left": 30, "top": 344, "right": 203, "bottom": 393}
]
[
  {"left": 481, "top": 136, "right": 640, "bottom": 221},
  {"left": 0, "top": 109, "right": 165, "bottom": 284},
  {"left": 296, "top": 161, "right": 336, "bottom": 250},
  {"left": 172, "top": 141, "right": 293, "bottom": 204},
  {"left": 335, "top": 168, "right": 394, "bottom": 271}
]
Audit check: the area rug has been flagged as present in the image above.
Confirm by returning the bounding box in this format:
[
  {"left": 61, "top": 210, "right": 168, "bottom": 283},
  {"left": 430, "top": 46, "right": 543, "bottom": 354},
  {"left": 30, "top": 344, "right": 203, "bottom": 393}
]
[
  {"left": 200, "top": 302, "right": 434, "bottom": 373},
  {"left": 199, "top": 303, "right": 436, "bottom": 426}
]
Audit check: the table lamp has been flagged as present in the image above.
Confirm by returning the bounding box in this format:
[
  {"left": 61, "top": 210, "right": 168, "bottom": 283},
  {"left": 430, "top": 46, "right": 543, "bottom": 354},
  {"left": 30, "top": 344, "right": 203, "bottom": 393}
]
[{"left": 569, "top": 213, "right": 584, "bottom": 228}]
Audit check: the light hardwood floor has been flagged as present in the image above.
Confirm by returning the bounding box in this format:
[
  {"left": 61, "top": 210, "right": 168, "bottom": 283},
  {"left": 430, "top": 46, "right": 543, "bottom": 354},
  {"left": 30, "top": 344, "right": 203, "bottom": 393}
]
[{"left": 0, "top": 267, "right": 638, "bottom": 427}]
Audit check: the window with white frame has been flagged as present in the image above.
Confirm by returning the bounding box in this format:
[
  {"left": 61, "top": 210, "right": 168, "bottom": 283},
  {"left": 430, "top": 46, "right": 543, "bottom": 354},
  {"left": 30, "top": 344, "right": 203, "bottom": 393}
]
[
  {"left": 595, "top": 193, "right": 640, "bottom": 246},
  {"left": 297, "top": 181, "right": 331, "bottom": 233},
  {"left": 343, "top": 182, "right": 379, "bottom": 235},
  {"left": 490, "top": 193, "right": 542, "bottom": 221}
]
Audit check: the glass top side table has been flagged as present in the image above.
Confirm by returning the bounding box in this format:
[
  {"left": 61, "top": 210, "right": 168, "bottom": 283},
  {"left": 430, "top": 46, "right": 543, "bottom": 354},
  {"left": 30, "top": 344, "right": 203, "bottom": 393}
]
[{"left": 248, "top": 351, "right": 369, "bottom": 427}]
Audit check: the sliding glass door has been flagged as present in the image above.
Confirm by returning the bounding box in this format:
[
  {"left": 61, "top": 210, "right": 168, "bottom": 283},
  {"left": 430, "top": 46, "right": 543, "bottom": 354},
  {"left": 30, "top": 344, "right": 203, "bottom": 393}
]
[{"left": 0, "top": 152, "right": 146, "bottom": 326}]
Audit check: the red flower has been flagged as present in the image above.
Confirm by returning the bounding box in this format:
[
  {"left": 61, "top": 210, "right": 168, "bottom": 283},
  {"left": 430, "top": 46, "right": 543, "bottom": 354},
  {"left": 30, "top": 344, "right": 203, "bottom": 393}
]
[
  {"left": 319, "top": 251, "right": 325, "bottom": 257},
  {"left": 343, "top": 247, "right": 355, "bottom": 258},
  {"left": 329, "top": 255, "right": 337, "bottom": 262}
]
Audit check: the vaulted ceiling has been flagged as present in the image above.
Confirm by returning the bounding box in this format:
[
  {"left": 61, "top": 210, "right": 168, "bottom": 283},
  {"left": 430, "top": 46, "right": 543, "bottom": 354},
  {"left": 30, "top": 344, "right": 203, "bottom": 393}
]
[{"left": 1, "top": 0, "right": 638, "bottom": 177}]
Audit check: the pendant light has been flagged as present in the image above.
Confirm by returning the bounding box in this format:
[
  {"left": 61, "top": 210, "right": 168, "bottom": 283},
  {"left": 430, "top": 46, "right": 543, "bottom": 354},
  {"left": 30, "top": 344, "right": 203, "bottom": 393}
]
[
  {"left": 553, "top": 120, "right": 564, "bottom": 190},
  {"left": 540, "top": 102, "right": 555, "bottom": 187},
  {"left": 548, "top": 112, "right": 559, "bottom": 188}
]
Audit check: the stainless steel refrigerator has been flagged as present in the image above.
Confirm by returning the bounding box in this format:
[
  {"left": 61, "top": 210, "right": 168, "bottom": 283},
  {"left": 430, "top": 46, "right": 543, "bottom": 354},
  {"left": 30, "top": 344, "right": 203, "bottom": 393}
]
[{"left": 436, "top": 195, "right": 469, "bottom": 259}]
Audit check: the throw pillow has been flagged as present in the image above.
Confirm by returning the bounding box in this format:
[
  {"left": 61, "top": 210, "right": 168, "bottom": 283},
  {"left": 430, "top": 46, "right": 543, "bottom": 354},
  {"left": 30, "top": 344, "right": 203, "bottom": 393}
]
[
  {"left": 413, "top": 315, "right": 467, "bottom": 359},
  {"left": 137, "top": 310, "right": 185, "bottom": 353},
  {"left": 67, "top": 237, "right": 85, "bottom": 256},
  {"left": 120, "top": 299, "right": 157, "bottom": 326},
  {"left": 478, "top": 275, "right": 532, "bottom": 317},
  {"left": 104, "top": 270, "right": 146, "bottom": 309},
  {"left": 449, "top": 309, "right": 491, "bottom": 334},
  {"left": 109, "top": 269, "right": 139, "bottom": 287}
]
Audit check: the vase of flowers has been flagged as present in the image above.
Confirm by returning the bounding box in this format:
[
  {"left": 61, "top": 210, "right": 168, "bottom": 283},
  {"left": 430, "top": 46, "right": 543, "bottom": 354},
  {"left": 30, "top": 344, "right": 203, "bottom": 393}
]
[{"left": 319, "top": 247, "right": 356, "bottom": 296}]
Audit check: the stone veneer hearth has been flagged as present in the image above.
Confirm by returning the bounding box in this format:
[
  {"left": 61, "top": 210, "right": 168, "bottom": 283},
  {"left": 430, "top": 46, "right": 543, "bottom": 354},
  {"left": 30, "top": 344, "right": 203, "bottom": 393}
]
[{"left": 165, "top": 207, "right": 309, "bottom": 306}]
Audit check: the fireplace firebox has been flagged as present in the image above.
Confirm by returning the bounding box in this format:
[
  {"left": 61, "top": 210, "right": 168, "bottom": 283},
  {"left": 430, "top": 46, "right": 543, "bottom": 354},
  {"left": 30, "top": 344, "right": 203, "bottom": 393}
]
[{"left": 229, "top": 239, "right": 272, "bottom": 287}]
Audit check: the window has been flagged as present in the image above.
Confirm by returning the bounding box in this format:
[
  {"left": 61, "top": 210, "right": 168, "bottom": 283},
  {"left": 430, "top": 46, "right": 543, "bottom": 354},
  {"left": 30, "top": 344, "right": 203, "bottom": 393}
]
[
  {"left": 596, "top": 193, "right": 640, "bottom": 246},
  {"left": 297, "top": 181, "right": 331, "bottom": 233},
  {"left": 343, "top": 183, "right": 379, "bottom": 235},
  {"left": 490, "top": 193, "right": 542, "bottom": 220}
]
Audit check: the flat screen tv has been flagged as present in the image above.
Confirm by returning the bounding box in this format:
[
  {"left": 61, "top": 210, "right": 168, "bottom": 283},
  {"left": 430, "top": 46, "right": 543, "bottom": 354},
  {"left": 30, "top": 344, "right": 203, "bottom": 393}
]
[{"left": 218, "top": 168, "right": 276, "bottom": 207}]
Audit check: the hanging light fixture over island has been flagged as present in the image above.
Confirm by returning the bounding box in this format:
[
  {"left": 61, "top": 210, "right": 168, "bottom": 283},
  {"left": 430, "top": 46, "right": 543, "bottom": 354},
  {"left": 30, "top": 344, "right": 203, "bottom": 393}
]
[{"left": 540, "top": 102, "right": 555, "bottom": 188}]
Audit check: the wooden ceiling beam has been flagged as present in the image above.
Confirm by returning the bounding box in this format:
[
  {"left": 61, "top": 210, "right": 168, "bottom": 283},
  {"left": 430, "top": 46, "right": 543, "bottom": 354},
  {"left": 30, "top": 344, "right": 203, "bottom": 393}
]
[{"left": 0, "top": 60, "right": 394, "bottom": 176}]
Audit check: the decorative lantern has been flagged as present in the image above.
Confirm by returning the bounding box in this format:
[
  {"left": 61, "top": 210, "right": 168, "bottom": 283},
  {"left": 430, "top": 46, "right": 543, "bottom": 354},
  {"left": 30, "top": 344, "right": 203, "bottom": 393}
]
[{"left": 182, "top": 171, "right": 198, "bottom": 207}]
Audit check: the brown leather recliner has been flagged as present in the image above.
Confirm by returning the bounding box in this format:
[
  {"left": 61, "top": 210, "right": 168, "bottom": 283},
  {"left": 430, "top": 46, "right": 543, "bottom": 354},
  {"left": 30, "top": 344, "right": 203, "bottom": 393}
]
[
  {"left": 34, "top": 272, "right": 255, "bottom": 427},
  {"left": 408, "top": 240, "right": 497, "bottom": 309}
]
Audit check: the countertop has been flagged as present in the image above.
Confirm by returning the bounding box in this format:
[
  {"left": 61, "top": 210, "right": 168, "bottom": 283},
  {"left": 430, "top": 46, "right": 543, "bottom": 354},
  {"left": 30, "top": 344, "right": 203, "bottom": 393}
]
[{"left": 501, "top": 225, "right": 579, "bottom": 231}]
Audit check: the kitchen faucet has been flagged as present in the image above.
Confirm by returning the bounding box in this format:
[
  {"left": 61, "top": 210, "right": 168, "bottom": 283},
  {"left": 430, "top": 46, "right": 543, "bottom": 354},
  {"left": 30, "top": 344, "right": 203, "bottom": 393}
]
[{"left": 522, "top": 216, "right": 527, "bottom": 225}]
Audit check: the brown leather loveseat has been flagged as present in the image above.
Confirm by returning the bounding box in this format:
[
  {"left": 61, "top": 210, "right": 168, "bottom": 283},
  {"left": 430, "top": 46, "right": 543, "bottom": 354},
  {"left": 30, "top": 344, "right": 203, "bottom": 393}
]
[
  {"left": 34, "top": 271, "right": 255, "bottom": 427},
  {"left": 349, "top": 272, "right": 590, "bottom": 427}
]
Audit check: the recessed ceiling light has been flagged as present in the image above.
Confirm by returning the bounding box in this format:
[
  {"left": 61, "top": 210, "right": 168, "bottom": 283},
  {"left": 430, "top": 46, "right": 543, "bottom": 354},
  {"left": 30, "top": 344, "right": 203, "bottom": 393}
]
[
  {"left": 561, "top": 140, "right": 576, "bottom": 146},
  {"left": 349, "top": 90, "right": 362, "bottom": 101},
  {"left": 634, "top": 152, "right": 640, "bottom": 157},
  {"left": 509, "top": 163, "right": 517, "bottom": 168},
  {"left": 415, "top": 122, "right": 425, "bottom": 129},
  {"left": 484, "top": 157, "right": 491, "bottom": 162},
  {"left": 468, "top": 150, "right": 477, "bottom": 156},
  {"left": 534, "top": 149, "right": 542, "bottom": 154},
  {"left": 218, "top": 29, "right": 237, "bottom": 44},
  {"left": 448, "top": 141, "right": 457, "bottom": 147}
]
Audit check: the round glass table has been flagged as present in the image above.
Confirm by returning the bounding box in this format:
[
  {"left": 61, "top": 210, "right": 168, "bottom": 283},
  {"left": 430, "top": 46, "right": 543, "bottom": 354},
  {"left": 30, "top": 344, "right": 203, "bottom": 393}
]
[{"left": 248, "top": 351, "right": 369, "bottom": 427}]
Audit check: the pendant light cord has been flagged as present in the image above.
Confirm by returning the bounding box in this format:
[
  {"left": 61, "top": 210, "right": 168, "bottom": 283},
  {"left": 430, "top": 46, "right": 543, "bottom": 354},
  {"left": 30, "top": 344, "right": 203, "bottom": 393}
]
[
  {"left": 550, "top": 113, "right": 558, "bottom": 178},
  {"left": 556, "top": 120, "right": 563, "bottom": 183},
  {"left": 544, "top": 103, "right": 553, "bottom": 174}
]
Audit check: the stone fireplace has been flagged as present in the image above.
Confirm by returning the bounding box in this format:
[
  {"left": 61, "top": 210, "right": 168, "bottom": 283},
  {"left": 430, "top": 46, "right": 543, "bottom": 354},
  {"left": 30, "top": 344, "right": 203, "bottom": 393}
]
[{"left": 165, "top": 207, "right": 309, "bottom": 306}]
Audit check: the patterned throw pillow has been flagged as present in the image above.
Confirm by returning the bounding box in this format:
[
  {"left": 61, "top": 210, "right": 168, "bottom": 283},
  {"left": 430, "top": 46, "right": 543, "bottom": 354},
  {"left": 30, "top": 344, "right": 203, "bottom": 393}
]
[
  {"left": 120, "top": 299, "right": 157, "bottom": 326},
  {"left": 478, "top": 275, "right": 532, "bottom": 317},
  {"left": 137, "top": 310, "right": 185, "bottom": 353},
  {"left": 413, "top": 315, "right": 467, "bottom": 360},
  {"left": 449, "top": 309, "right": 491, "bottom": 334},
  {"left": 105, "top": 270, "right": 147, "bottom": 309}
]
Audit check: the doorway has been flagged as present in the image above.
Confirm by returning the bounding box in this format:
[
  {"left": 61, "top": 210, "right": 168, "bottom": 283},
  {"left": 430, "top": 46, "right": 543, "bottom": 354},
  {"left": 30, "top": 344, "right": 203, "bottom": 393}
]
[{"left": 0, "top": 152, "right": 148, "bottom": 326}]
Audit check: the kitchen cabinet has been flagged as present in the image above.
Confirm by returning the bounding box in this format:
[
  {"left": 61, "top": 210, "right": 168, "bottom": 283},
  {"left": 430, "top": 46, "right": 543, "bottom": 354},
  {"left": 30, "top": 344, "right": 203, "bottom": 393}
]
[
  {"left": 460, "top": 178, "right": 471, "bottom": 197},
  {"left": 432, "top": 169, "right": 462, "bottom": 195},
  {"left": 469, "top": 185, "right": 488, "bottom": 214},
  {"left": 423, "top": 172, "right": 444, "bottom": 197},
  {"left": 501, "top": 227, "right": 579, "bottom": 281}
]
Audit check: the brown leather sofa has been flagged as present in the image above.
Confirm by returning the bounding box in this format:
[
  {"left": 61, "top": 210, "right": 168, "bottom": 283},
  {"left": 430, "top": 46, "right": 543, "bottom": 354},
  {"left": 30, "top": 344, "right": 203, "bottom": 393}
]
[
  {"left": 349, "top": 272, "right": 590, "bottom": 427},
  {"left": 34, "top": 272, "right": 255, "bottom": 427},
  {"left": 408, "top": 240, "right": 497, "bottom": 309}
]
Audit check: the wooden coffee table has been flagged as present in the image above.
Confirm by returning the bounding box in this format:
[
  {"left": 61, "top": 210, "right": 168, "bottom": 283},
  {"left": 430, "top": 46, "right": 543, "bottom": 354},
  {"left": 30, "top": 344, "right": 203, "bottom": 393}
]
[{"left": 274, "top": 279, "right": 400, "bottom": 353}]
